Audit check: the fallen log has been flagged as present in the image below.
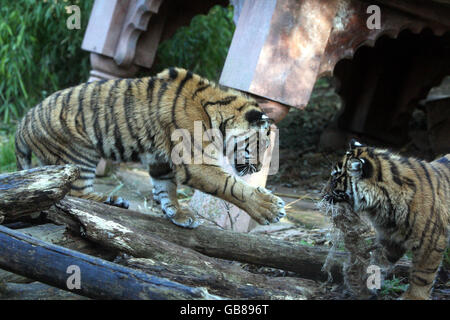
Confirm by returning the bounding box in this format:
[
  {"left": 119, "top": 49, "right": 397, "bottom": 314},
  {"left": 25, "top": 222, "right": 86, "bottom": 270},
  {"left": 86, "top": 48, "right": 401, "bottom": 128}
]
[
  {"left": 0, "top": 165, "right": 79, "bottom": 221},
  {"left": 0, "top": 282, "right": 88, "bottom": 300},
  {"left": 50, "top": 197, "right": 345, "bottom": 281},
  {"left": 0, "top": 224, "right": 220, "bottom": 300},
  {"left": 0, "top": 223, "right": 116, "bottom": 284},
  {"left": 50, "top": 197, "right": 411, "bottom": 282},
  {"left": 48, "top": 200, "right": 317, "bottom": 299},
  {"left": 119, "top": 256, "right": 317, "bottom": 299}
]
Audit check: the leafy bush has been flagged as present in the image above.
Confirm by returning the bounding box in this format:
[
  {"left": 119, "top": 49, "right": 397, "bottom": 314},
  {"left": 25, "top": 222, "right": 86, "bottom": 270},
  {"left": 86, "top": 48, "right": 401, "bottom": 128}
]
[
  {"left": 151, "top": 5, "right": 235, "bottom": 82},
  {"left": 0, "top": 0, "right": 93, "bottom": 123},
  {"left": 0, "top": 132, "right": 16, "bottom": 173}
]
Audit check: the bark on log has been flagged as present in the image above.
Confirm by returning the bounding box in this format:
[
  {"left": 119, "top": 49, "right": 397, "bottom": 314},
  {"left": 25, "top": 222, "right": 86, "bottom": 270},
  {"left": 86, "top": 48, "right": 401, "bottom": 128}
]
[
  {"left": 119, "top": 256, "right": 317, "bottom": 299},
  {"left": 0, "top": 165, "right": 80, "bottom": 220},
  {"left": 0, "top": 224, "right": 221, "bottom": 300},
  {"left": 0, "top": 223, "right": 116, "bottom": 284},
  {"left": 51, "top": 197, "right": 411, "bottom": 282},
  {"left": 0, "top": 282, "right": 88, "bottom": 300}
]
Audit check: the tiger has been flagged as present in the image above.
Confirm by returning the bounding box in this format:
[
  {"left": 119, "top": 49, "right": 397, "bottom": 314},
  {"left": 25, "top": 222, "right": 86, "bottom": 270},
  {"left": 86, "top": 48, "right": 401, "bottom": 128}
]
[
  {"left": 322, "top": 139, "right": 449, "bottom": 300},
  {"left": 15, "top": 67, "right": 286, "bottom": 229}
]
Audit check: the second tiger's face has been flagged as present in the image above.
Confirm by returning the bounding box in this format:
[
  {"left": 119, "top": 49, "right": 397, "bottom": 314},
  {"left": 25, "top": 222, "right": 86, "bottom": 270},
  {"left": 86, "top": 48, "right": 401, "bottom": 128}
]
[{"left": 323, "top": 140, "right": 379, "bottom": 213}]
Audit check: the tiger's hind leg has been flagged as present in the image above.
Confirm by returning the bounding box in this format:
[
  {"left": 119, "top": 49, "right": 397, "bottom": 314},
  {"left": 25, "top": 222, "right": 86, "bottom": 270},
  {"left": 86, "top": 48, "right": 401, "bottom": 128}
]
[
  {"left": 69, "top": 166, "right": 129, "bottom": 209},
  {"left": 147, "top": 160, "right": 199, "bottom": 228},
  {"left": 402, "top": 233, "right": 447, "bottom": 300}
]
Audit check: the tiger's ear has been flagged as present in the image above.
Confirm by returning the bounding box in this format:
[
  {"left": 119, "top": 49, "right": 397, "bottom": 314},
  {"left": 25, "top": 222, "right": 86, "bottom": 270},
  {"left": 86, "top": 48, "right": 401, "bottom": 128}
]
[
  {"left": 349, "top": 139, "right": 364, "bottom": 150},
  {"left": 245, "top": 110, "right": 264, "bottom": 123},
  {"left": 246, "top": 110, "right": 271, "bottom": 128}
]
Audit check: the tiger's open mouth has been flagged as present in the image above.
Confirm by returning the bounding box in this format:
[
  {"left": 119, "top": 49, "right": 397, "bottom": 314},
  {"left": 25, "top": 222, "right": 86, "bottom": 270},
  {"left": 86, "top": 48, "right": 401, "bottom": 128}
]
[
  {"left": 234, "top": 162, "right": 259, "bottom": 176},
  {"left": 230, "top": 138, "right": 264, "bottom": 176},
  {"left": 233, "top": 153, "right": 262, "bottom": 176}
]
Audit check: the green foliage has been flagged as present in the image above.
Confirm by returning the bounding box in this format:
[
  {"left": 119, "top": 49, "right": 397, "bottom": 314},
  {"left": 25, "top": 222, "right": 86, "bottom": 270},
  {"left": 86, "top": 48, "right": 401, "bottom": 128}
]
[
  {"left": 0, "top": 132, "right": 16, "bottom": 173},
  {"left": 152, "top": 5, "right": 235, "bottom": 82},
  {"left": 0, "top": 0, "right": 93, "bottom": 123},
  {"left": 380, "top": 276, "right": 408, "bottom": 296},
  {"left": 299, "top": 239, "right": 314, "bottom": 247}
]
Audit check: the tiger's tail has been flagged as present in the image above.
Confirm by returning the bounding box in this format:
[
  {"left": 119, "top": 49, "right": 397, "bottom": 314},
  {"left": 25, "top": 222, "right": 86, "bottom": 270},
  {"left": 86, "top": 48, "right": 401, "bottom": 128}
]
[{"left": 14, "top": 122, "right": 32, "bottom": 170}]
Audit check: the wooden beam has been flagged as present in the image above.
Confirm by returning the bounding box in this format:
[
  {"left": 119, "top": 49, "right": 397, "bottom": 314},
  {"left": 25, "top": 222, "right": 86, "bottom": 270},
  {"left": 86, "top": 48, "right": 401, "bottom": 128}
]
[{"left": 0, "top": 224, "right": 220, "bottom": 300}]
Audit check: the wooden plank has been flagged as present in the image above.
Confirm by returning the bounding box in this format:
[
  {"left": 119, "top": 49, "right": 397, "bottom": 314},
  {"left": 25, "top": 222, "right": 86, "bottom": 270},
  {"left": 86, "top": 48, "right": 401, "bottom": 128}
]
[{"left": 0, "top": 224, "right": 220, "bottom": 300}]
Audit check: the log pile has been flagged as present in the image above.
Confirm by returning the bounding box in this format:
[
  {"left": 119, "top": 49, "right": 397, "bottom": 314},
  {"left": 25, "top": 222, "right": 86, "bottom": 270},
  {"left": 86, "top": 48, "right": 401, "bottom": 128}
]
[{"left": 0, "top": 165, "right": 410, "bottom": 300}]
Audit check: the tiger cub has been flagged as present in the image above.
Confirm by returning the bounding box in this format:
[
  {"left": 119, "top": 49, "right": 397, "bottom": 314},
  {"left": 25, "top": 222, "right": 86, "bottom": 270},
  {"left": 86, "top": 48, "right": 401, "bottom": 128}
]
[
  {"left": 323, "top": 139, "right": 449, "bottom": 300},
  {"left": 15, "top": 67, "right": 285, "bottom": 228}
]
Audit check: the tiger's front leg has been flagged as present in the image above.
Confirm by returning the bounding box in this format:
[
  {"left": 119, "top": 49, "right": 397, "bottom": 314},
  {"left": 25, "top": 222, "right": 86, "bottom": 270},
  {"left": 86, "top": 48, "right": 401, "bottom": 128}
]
[{"left": 175, "top": 164, "right": 286, "bottom": 225}]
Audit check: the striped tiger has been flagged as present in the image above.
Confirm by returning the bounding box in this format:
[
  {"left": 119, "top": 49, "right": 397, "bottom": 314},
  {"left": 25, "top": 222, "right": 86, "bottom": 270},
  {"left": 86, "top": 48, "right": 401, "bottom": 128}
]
[
  {"left": 323, "top": 139, "right": 449, "bottom": 300},
  {"left": 15, "top": 67, "right": 285, "bottom": 228}
]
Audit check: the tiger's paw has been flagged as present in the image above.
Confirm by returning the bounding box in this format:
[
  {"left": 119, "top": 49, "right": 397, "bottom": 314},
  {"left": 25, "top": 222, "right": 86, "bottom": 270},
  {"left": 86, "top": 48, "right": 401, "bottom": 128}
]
[
  {"left": 104, "top": 196, "right": 129, "bottom": 209},
  {"left": 162, "top": 206, "right": 201, "bottom": 229},
  {"left": 246, "top": 187, "right": 286, "bottom": 225}
]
